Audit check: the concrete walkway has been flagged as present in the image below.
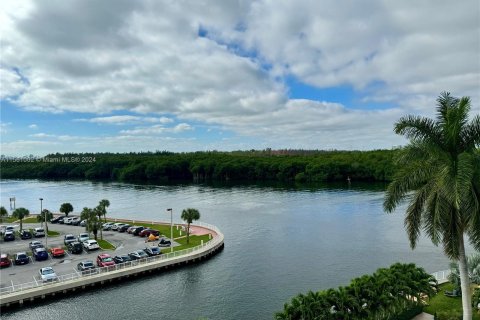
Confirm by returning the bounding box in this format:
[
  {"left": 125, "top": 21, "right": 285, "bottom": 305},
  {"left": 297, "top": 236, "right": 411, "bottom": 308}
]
[{"left": 411, "top": 312, "right": 434, "bottom": 320}]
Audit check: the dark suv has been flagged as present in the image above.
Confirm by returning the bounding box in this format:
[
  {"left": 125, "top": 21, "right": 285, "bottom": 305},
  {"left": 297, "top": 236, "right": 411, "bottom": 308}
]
[
  {"left": 20, "top": 230, "right": 32, "bottom": 240},
  {"left": 67, "top": 241, "right": 83, "bottom": 254}
]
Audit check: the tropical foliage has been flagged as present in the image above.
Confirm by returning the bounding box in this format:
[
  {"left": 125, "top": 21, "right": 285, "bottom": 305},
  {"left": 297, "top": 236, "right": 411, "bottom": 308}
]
[
  {"left": 0, "top": 206, "right": 7, "bottom": 222},
  {"left": 12, "top": 207, "right": 30, "bottom": 231},
  {"left": 80, "top": 207, "right": 102, "bottom": 240},
  {"left": 383, "top": 92, "right": 480, "bottom": 319},
  {"left": 37, "top": 209, "right": 53, "bottom": 232},
  {"left": 449, "top": 253, "right": 480, "bottom": 288},
  {"left": 0, "top": 150, "right": 397, "bottom": 183},
  {"left": 275, "top": 263, "right": 437, "bottom": 320},
  {"left": 59, "top": 202, "right": 74, "bottom": 216},
  {"left": 180, "top": 208, "right": 200, "bottom": 244}
]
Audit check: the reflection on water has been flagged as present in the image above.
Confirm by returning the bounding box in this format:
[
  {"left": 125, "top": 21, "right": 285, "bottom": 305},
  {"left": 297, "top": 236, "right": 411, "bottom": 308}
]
[{"left": 0, "top": 179, "right": 449, "bottom": 320}]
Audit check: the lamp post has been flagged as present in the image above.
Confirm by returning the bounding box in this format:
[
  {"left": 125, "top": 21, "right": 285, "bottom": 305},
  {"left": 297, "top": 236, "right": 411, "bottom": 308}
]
[
  {"left": 40, "top": 198, "right": 47, "bottom": 248},
  {"left": 167, "top": 208, "right": 173, "bottom": 253}
]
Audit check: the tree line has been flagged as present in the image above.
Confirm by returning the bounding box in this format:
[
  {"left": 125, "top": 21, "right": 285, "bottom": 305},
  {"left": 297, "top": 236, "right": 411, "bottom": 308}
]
[{"left": 0, "top": 149, "right": 397, "bottom": 183}]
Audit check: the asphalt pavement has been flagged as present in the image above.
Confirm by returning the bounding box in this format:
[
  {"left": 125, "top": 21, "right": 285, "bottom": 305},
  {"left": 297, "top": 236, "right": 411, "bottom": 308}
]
[{"left": 0, "top": 222, "right": 176, "bottom": 288}]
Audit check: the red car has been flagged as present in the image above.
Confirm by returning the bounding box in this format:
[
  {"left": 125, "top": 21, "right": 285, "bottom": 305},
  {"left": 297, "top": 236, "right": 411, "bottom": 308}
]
[
  {"left": 96, "top": 253, "right": 115, "bottom": 267},
  {"left": 0, "top": 254, "right": 11, "bottom": 268},
  {"left": 50, "top": 247, "right": 65, "bottom": 258},
  {"left": 138, "top": 229, "right": 160, "bottom": 237}
]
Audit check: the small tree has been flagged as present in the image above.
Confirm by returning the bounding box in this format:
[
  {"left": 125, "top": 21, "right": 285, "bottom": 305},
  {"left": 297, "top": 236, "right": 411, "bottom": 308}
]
[
  {"left": 0, "top": 206, "right": 8, "bottom": 222},
  {"left": 99, "top": 199, "right": 110, "bottom": 223},
  {"left": 37, "top": 209, "right": 53, "bottom": 232},
  {"left": 12, "top": 207, "right": 30, "bottom": 231},
  {"left": 180, "top": 208, "right": 200, "bottom": 244},
  {"left": 80, "top": 207, "right": 101, "bottom": 240},
  {"left": 59, "top": 203, "right": 74, "bottom": 217}
]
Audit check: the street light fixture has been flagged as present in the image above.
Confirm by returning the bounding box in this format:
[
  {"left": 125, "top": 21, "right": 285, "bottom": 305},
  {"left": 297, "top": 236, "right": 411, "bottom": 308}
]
[{"left": 167, "top": 208, "right": 173, "bottom": 253}]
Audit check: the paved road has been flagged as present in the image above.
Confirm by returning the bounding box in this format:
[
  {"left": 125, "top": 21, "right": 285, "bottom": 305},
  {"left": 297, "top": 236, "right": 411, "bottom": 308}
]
[{"left": 0, "top": 222, "right": 177, "bottom": 288}]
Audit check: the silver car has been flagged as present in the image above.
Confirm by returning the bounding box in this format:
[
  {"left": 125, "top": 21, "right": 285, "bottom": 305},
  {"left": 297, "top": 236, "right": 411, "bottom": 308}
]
[{"left": 39, "top": 267, "right": 58, "bottom": 282}]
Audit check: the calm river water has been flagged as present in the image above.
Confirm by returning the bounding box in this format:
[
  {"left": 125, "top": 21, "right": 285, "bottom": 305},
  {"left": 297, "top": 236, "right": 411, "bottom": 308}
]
[{"left": 0, "top": 179, "right": 450, "bottom": 319}]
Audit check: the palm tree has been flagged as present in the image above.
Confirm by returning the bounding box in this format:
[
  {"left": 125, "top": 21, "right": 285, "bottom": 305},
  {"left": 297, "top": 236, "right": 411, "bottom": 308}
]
[
  {"left": 37, "top": 209, "right": 53, "bottom": 232},
  {"left": 449, "top": 253, "right": 480, "bottom": 287},
  {"left": 59, "top": 203, "right": 74, "bottom": 217},
  {"left": 80, "top": 207, "right": 101, "bottom": 240},
  {"left": 99, "top": 199, "right": 110, "bottom": 223},
  {"left": 12, "top": 207, "right": 30, "bottom": 231},
  {"left": 384, "top": 92, "right": 480, "bottom": 319},
  {"left": 180, "top": 208, "right": 200, "bottom": 244},
  {"left": 0, "top": 206, "right": 8, "bottom": 222}
]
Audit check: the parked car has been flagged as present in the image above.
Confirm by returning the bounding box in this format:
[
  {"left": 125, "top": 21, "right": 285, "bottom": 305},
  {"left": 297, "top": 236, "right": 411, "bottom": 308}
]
[
  {"left": 0, "top": 254, "right": 11, "bottom": 268},
  {"left": 96, "top": 253, "right": 115, "bottom": 267},
  {"left": 33, "top": 228, "right": 45, "bottom": 237},
  {"left": 71, "top": 217, "right": 81, "bottom": 226},
  {"left": 144, "top": 246, "right": 161, "bottom": 256},
  {"left": 127, "top": 226, "right": 142, "bottom": 234},
  {"left": 3, "top": 231, "right": 15, "bottom": 241},
  {"left": 67, "top": 241, "right": 83, "bottom": 254},
  {"left": 29, "top": 240, "right": 44, "bottom": 251},
  {"left": 63, "top": 217, "right": 73, "bottom": 225},
  {"left": 58, "top": 217, "right": 66, "bottom": 224},
  {"left": 128, "top": 250, "right": 149, "bottom": 260},
  {"left": 111, "top": 223, "right": 127, "bottom": 231},
  {"left": 83, "top": 240, "right": 100, "bottom": 252},
  {"left": 39, "top": 267, "right": 57, "bottom": 282},
  {"left": 77, "top": 260, "right": 95, "bottom": 272},
  {"left": 64, "top": 234, "right": 76, "bottom": 245},
  {"left": 33, "top": 247, "right": 49, "bottom": 261},
  {"left": 79, "top": 220, "right": 86, "bottom": 227},
  {"left": 102, "top": 222, "right": 114, "bottom": 231},
  {"left": 77, "top": 233, "right": 89, "bottom": 243},
  {"left": 50, "top": 216, "right": 64, "bottom": 224},
  {"left": 158, "top": 238, "right": 172, "bottom": 247},
  {"left": 14, "top": 252, "right": 30, "bottom": 265},
  {"left": 119, "top": 224, "right": 131, "bottom": 233},
  {"left": 139, "top": 229, "right": 160, "bottom": 237},
  {"left": 113, "top": 254, "right": 133, "bottom": 264},
  {"left": 19, "top": 229, "right": 32, "bottom": 240},
  {"left": 133, "top": 226, "right": 146, "bottom": 236},
  {"left": 50, "top": 247, "right": 65, "bottom": 258}
]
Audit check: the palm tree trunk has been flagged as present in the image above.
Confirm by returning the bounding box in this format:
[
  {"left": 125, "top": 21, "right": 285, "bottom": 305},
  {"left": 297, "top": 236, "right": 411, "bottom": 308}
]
[
  {"left": 458, "top": 234, "right": 472, "bottom": 320},
  {"left": 186, "top": 222, "right": 190, "bottom": 244}
]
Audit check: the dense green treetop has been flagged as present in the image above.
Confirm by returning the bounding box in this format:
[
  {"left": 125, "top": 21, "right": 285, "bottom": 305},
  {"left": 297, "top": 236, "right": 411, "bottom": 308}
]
[{"left": 0, "top": 149, "right": 397, "bottom": 183}]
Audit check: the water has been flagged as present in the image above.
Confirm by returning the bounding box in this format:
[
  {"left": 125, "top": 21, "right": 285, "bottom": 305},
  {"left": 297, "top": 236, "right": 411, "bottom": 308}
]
[{"left": 0, "top": 180, "right": 450, "bottom": 319}]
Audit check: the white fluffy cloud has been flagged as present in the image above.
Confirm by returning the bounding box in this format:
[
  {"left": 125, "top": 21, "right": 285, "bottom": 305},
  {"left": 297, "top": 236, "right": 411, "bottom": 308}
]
[{"left": 1, "top": 0, "right": 478, "bottom": 153}]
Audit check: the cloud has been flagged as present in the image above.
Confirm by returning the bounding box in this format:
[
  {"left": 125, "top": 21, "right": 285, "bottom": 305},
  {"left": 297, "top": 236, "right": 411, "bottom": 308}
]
[
  {"left": 0, "top": 0, "right": 478, "bottom": 153},
  {"left": 28, "top": 124, "right": 38, "bottom": 129},
  {"left": 75, "top": 115, "right": 173, "bottom": 125}
]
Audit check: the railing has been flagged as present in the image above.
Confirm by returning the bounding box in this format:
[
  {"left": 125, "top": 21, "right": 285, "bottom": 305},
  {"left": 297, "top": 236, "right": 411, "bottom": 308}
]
[{"left": 0, "top": 222, "right": 224, "bottom": 297}]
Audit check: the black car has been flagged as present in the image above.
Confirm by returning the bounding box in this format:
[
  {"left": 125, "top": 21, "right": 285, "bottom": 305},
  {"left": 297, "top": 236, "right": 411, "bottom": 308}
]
[
  {"left": 50, "top": 216, "right": 64, "bottom": 224},
  {"left": 158, "top": 238, "right": 171, "bottom": 247},
  {"left": 119, "top": 224, "right": 131, "bottom": 232},
  {"left": 20, "top": 230, "right": 32, "bottom": 240},
  {"left": 3, "top": 231, "right": 15, "bottom": 241},
  {"left": 67, "top": 241, "right": 83, "bottom": 254},
  {"left": 113, "top": 254, "right": 133, "bottom": 264},
  {"left": 132, "top": 226, "right": 146, "bottom": 236},
  {"left": 14, "top": 252, "right": 30, "bottom": 265},
  {"left": 144, "top": 246, "right": 161, "bottom": 256}
]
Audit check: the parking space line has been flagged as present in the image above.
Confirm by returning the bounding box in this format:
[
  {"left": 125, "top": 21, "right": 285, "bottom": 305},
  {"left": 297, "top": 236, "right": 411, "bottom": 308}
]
[{"left": 33, "top": 276, "right": 38, "bottom": 286}]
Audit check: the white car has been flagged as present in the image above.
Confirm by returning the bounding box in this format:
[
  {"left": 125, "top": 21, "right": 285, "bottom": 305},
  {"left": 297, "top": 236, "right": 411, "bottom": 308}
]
[
  {"left": 33, "top": 228, "right": 45, "bottom": 237},
  {"left": 102, "top": 222, "right": 114, "bottom": 230},
  {"left": 83, "top": 239, "right": 100, "bottom": 252},
  {"left": 39, "top": 267, "right": 58, "bottom": 282},
  {"left": 78, "top": 233, "right": 89, "bottom": 243},
  {"left": 111, "top": 223, "right": 126, "bottom": 231}
]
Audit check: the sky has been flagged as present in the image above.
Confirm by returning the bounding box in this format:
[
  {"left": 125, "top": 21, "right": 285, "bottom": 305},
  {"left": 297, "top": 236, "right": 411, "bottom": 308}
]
[{"left": 1, "top": 0, "right": 479, "bottom": 156}]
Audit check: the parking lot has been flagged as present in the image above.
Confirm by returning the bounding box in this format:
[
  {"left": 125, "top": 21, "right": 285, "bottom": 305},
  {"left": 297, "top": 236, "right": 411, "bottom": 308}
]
[{"left": 0, "top": 222, "right": 177, "bottom": 288}]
